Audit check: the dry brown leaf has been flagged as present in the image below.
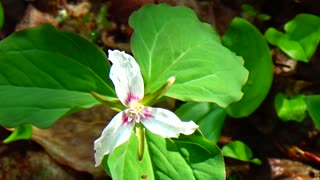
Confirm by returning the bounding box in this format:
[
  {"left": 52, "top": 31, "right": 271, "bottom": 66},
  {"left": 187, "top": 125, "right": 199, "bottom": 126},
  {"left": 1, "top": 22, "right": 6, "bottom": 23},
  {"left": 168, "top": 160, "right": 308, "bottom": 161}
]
[
  {"left": 31, "top": 105, "right": 116, "bottom": 178},
  {"left": 0, "top": 141, "right": 89, "bottom": 179},
  {"left": 15, "top": 5, "right": 58, "bottom": 31},
  {"left": 269, "top": 158, "right": 320, "bottom": 179},
  {"left": 66, "top": 1, "right": 91, "bottom": 18}
]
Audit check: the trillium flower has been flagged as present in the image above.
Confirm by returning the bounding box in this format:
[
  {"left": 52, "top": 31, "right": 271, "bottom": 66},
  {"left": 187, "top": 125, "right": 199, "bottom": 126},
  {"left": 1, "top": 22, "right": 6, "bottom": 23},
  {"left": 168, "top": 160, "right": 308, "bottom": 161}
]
[{"left": 94, "top": 50, "right": 199, "bottom": 166}]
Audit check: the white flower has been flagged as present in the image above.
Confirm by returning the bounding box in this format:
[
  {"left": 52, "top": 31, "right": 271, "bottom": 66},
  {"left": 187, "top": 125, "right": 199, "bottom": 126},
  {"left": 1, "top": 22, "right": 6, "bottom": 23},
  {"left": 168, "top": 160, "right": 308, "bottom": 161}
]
[{"left": 94, "top": 50, "right": 199, "bottom": 166}]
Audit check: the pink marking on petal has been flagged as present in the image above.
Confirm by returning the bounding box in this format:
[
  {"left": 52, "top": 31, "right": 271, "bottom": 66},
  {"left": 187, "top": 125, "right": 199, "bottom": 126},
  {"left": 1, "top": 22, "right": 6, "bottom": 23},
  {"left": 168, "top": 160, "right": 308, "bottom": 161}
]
[
  {"left": 122, "top": 113, "right": 129, "bottom": 123},
  {"left": 142, "top": 108, "right": 153, "bottom": 119},
  {"left": 125, "top": 92, "right": 141, "bottom": 105}
]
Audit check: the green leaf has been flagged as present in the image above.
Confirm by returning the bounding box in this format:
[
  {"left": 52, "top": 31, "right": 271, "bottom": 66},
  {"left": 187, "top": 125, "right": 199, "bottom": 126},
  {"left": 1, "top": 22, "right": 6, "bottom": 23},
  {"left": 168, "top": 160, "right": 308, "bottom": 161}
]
[
  {"left": 167, "top": 133, "right": 225, "bottom": 179},
  {"left": 104, "top": 131, "right": 225, "bottom": 179},
  {"left": 223, "top": 18, "right": 273, "bottom": 118},
  {"left": 305, "top": 95, "right": 320, "bottom": 129},
  {"left": 103, "top": 132, "right": 154, "bottom": 180},
  {"left": 0, "top": 25, "right": 115, "bottom": 128},
  {"left": 0, "top": 2, "right": 4, "bottom": 30},
  {"left": 275, "top": 93, "right": 307, "bottom": 122},
  {"left": 175, "top": 102, "right": 226, "bottom": 143},
  {"left": 3, "top": 124, "right": 33, "bottom": 143},
  {"left": 222, "top": 140, "right": 262, "bottom": 165},
  {"left": 129, "top": 4, "right": 248, "bottom": 108},
  {"left": 265, "top": 14, "right": 320, "bottom": 62}
]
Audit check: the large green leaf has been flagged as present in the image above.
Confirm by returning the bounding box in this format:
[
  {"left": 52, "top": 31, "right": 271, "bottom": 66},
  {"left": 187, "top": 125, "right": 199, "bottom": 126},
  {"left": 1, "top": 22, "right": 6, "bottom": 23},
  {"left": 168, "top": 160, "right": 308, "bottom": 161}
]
[
  {"left": 265, "top": 14, "right": 320, "bottom": 62},
  {"left": 129, "top": 4, "right": 248, "bottom": 108},
  {"left": 223, "top": 18, "right": 273, "bottom": 118},
  {"left": 0, "top": 25, "right": 115, "bottom": 128},
  {"left": 104, "top": 131, "right": 225, "bottom": 179},
  {"left": 175, "top": 102, "right": 226, "bottom": 143},
  {"left": 305, "top": 95, "right": 320, "bottom": 129}
]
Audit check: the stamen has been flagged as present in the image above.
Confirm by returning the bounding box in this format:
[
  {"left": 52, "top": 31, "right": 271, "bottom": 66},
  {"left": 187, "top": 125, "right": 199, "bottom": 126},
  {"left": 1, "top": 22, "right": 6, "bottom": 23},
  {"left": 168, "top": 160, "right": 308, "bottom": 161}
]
[
  {"left": 140, "top": 112, "right": 146, "bottom": 119},
  {"left": 126, "top": 101, "right": 146, "bottom": 123}
]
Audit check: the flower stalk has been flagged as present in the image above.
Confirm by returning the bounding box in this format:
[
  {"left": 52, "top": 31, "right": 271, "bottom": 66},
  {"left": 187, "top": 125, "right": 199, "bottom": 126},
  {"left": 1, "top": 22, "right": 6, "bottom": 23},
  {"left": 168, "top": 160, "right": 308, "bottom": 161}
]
[{"left": 135, "top": 123, "right": 145, "bottom": 161}]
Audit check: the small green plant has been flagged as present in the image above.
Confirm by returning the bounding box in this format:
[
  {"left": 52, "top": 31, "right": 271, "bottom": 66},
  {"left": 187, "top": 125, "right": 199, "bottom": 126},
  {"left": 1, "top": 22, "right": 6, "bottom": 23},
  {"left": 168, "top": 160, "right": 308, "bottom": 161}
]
[
  {"left": 265, "top": 14, "right": 320, "bottom": 62},
  {"left": 265, "top": 13, "right": 320, "bottom": 129},
  {"left": 275, "top": 93, "right": 307, "bottom": 122}
]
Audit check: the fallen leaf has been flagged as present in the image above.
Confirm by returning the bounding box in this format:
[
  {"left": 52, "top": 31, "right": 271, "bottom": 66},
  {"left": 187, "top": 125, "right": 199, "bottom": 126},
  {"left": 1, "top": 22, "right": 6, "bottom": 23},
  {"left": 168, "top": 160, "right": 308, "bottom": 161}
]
[
  {"left": 32, "top": 105, "right": 115, "bottom": 178},
  {"left": 0, "top": 140, "right": 89, "bottom": 179},
  {"left": 15, "top": 5, "right": 58, "bottom": 31},
  {"left": 269, "top": 158, "right": 320, "bottom": 179}
]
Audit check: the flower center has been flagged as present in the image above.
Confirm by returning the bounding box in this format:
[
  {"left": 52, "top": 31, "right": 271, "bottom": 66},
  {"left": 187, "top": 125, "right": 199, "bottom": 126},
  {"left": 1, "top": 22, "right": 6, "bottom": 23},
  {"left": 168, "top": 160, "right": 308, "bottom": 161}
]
[{"left": 127, "top": 101, "right": 145, "bottom": 123}]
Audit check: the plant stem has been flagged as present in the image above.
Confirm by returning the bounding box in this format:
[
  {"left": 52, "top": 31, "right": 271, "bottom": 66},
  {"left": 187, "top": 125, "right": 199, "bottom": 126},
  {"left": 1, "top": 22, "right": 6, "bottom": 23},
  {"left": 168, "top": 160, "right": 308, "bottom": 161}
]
[{"left": 135, "top": 123, "right": 145, "bottom": 161}]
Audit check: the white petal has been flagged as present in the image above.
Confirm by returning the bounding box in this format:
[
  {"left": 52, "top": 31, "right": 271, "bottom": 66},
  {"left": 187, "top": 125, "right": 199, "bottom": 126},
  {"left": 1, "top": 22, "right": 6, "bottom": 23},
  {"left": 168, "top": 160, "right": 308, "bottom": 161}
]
[
  {"left": 141, "top": 107, "right": 199, "bottom": 138},
  {"left": 94, "top": 111, "right": 135, "bottom": 166},
  {"left": 108, "top": 50, "right": 144, "bottom": 106}
]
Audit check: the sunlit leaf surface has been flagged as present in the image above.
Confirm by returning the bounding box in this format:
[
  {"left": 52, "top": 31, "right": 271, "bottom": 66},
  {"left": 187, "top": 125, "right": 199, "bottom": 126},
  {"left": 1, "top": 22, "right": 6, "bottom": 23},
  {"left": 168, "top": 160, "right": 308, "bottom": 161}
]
[
  {"left": 130, "top": 4, "right": 248, "bottom": 108},
  {"left": 275, "top": 93, "right": 307, "bottom": 122}
]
